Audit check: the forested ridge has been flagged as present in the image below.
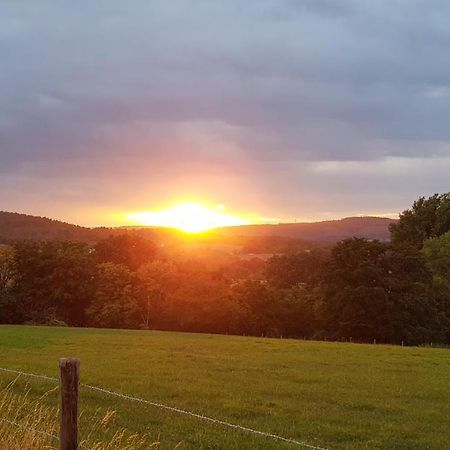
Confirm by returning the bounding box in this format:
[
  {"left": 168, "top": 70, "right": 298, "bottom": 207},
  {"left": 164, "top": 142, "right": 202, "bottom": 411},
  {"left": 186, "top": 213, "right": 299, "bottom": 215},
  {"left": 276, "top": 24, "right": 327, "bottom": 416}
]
[
  {"left": 0, "top": 211, "right": 394, "bottom": 244},
  {"left": 0, "top": 194, "right": 449, "bottom": 345}
]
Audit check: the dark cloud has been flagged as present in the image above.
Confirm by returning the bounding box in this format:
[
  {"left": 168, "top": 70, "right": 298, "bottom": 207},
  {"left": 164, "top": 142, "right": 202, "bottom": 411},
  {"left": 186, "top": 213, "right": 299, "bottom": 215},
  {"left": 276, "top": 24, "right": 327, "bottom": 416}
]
[{"left": 1, "top": 1, "right": 450, "bottom": 223}]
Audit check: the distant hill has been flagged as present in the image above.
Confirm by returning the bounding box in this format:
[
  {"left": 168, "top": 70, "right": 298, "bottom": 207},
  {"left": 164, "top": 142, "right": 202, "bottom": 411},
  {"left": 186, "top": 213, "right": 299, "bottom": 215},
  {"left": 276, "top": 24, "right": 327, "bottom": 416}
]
[
  {"left": 0, "top": 211, "right": 102, "bottom": 243},
  {"left": 215, "top": 216, "right": 397, "bottom": 242},
  {"left": 0, "top": 211, "right": 167, "bottom": 244},
  {"left": 0, "top": 211, "right": 396, "bottom": 245}
]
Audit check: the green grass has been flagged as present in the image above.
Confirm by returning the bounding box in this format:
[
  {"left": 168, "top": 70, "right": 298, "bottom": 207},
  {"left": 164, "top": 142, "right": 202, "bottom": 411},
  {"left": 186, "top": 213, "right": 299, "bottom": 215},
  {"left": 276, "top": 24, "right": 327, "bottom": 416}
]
[{"left": 0, "top": 325, "right": 449, "bottom": 449}]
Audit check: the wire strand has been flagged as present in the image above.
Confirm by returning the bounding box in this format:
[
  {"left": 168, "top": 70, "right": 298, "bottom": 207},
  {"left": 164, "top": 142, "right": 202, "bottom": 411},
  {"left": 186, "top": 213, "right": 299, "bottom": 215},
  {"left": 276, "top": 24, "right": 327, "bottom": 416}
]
[
  {"left": 0, "top": 366, "right": 328, "bottom": 450},
  {"left": 0, "top": 416, "right": 91, "bottom": 450},
  {"left": 0, "top": 415, "right": 59, "bottom": 443}
]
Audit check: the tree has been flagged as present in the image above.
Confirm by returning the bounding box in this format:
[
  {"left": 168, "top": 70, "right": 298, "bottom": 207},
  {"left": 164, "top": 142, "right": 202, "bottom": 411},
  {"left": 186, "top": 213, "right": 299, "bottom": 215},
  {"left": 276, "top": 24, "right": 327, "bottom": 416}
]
[
  {"left": 13, "top": 241, "right": 95, "bottom": 325},
  {"left": 135, "top": 260, "right": 180, "bottom": 329},
  {"left": 159, "top": 260, "right": 238, "bottom": 334},
  {"left": 321, "top": 239, "right": 390, "bottom": 340},
  {"left": 279, "top": 284, "right": 320, "bottom": 338},
  {"left": 0, "top": 245, "right": 16, "bottom": 323},
  {"left": 230, "top": 280, "right": 318, "bottom": 338},
  {"left": 321, "top": 238, "right": 440, "bottom": 344},
  {"left": 422, "top": 231, "right": 450, "bottom": 342},
  {"left": 422, "top": 231, "right": 450, "bottom": 281},
  {"left": 382, "top": 243, "right": 439, "bottom": 344},
  {"left": 94, "top": 234, "right": 157, "bottom": 270},
  {"left": 390, "top": 193, "right": 450, "bottom": 248},
  {"left": 265, "top": 249, "right": 329, "bottom": 289},
  {"left": 0, "top": 245, "right": 15, "bottom": 292},
  {"left": 87, "top": 263, "right": 141, "bottom": 329}
]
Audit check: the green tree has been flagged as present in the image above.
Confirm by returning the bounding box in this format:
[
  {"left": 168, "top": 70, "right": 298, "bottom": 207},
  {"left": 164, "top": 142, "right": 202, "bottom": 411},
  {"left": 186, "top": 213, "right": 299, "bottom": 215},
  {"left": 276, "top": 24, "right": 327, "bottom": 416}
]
[
  {"left": 160, "top": 260, "right": 238, "bottom": 334},
  {"left": 382, "top": 244, "right": 440, "bottom": 344},
  {"left": 423, "top": 231, "right": 450, "bottom": 281},
  {"left": 422, "top": 231, "right": 450, "bottom": 341},
  {"left": 390, "top": 193, "right": 450, "bottom": 248},
  {"left": 231, "top": 280, "right": 281, "bottom": 336},
  {"left": 0, "top": 245, "right": 16, "bottom": 323},
  {"left": 0, "top": 245, "right": 15, "bottom": 292},
  {"left": 265, "top": 249, "right": 329, "bottom": 289},
  {"left": 230, "top": 280, "right": 317, "bottom": 338},
  {"left": 321, "top": 238, "right": 440, "bottom": 344},
  {"left": 321, "top": 239, "right": 390, "bottom": 340},
  {"left": 94, "top": 234, "right": 157, "bottom": 270},
  {"left": 135, "top": 260, "right": 180, "bottom": 329},
  {"left": 13, "top": 241, "right": 95, "bottom": 325},
  {"left": 87, "top": 263, "right": 140, "bottom": 329},
  {"left": 280, "top": 284, "right": 320, "bottom": 338}
]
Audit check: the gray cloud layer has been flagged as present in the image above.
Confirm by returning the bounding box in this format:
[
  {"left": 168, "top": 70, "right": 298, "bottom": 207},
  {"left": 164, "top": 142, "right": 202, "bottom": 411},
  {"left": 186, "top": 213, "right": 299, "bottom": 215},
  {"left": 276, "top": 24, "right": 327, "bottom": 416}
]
[{"left": 1, "top": 1, "right": 450, "bottom": 223}]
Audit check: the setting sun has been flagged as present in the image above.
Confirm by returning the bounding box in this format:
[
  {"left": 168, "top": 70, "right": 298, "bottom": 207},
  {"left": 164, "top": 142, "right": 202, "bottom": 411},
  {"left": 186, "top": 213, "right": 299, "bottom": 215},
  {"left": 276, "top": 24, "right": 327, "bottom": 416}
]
[{"left": 126, "top": 202, "right": 249, "bottom": 233}]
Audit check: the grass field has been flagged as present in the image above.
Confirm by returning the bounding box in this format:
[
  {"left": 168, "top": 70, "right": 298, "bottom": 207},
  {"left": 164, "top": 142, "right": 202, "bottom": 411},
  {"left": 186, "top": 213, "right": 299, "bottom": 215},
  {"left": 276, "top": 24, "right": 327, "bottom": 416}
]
[{"left": 0, "top": 325, "right": 449, "bottom": 449}]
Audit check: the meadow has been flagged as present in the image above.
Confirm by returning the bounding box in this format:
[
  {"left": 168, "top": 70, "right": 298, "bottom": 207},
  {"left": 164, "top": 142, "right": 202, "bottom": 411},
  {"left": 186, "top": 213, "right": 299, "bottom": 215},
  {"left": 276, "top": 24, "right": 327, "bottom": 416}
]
[{"left": 0, "top": 325, "right": 448, "bottom": 449}]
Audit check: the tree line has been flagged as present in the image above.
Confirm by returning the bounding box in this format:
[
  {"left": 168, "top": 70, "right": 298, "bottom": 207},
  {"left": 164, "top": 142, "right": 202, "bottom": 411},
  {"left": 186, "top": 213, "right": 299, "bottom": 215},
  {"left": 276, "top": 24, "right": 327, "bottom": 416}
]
[{"left": 1, "top": 194, "right": 449, "bottom": 345}]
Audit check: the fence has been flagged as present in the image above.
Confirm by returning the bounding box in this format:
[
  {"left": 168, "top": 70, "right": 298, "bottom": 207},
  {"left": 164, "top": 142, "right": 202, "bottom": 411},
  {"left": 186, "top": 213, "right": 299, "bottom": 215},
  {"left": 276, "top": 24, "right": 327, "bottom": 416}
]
[{"left": 0, "top": 360, "right": 328, "bottom": 450}]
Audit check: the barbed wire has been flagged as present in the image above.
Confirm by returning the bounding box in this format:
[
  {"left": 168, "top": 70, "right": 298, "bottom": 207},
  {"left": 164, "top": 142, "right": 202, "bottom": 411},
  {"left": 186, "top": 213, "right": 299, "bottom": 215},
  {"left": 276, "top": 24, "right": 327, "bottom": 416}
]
[{"left": 0, "top": 366, "right": 328, "bottom": 450}]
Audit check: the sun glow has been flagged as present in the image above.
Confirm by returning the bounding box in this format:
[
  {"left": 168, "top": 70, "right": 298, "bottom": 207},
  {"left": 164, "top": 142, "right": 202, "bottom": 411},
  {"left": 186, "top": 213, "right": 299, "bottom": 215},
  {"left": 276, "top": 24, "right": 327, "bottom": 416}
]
[{"left": 127, "top": 202, "right": 250, "bottom": 233}]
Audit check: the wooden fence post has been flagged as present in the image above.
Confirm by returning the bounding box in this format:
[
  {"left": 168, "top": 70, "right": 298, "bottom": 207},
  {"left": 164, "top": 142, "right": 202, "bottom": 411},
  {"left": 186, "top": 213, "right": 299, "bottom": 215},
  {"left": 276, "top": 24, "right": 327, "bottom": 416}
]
[{"left": 59, "top": 358, "right": 80, "bottom": 450}]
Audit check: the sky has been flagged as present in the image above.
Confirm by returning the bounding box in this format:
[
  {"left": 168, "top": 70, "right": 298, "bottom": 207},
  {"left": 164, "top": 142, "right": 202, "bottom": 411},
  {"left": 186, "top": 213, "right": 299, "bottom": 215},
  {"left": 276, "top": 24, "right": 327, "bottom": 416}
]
[{"left": 1, "top": 0, "right": 450, "bottom": 226}]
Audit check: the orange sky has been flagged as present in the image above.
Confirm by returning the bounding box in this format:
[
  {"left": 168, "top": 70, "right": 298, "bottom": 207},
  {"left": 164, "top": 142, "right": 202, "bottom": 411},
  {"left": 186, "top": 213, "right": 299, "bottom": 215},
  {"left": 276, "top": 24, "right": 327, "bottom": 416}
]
[{"left": 2, "top": 3, "right": 450, "bottom": 227}]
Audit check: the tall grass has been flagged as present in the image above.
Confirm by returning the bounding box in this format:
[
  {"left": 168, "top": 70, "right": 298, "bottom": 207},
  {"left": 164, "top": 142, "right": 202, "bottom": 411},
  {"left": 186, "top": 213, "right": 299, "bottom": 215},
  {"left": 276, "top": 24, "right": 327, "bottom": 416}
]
[{"left": 0, "top": 380, "right": 161, "bottom": 449}]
